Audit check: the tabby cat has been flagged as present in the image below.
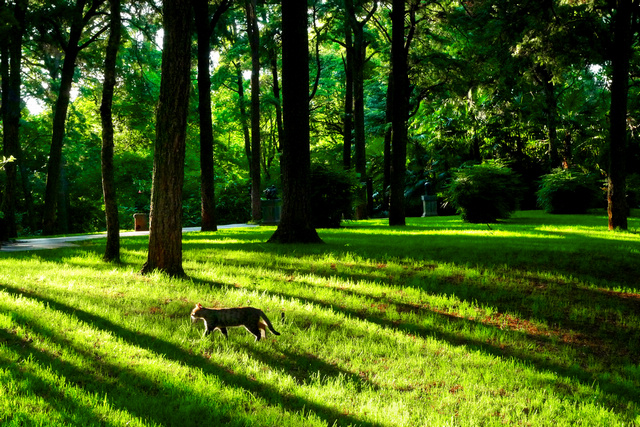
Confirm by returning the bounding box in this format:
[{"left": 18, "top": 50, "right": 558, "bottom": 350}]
[{"left": 190, "top": 303, "right": 281, "bottom": 341}]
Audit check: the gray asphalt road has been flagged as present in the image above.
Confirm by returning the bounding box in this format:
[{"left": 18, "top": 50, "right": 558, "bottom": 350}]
[{"left": 0, "top": 224, "right": 257, "bottom": 252}]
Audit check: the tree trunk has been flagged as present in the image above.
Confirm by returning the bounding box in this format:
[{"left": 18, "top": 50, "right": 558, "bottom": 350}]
[
  {"left": 141, "top": 0, "right": 192, "bottom": 277},
  {"left": 388, "top": 0, "right": 408, "bottom": 226},
  {"left": 343, "top": 22, "right": 353, "bottom": 171},
  {"left": 351, "top": 15, "right": 367, "bottom": 219},
  {"left": 42, "top": 44, "right": 81, "bottom": 235},
  {"left": 539, "top": 67, "right": 560, "bottom": 169},
  {"left": 382, "top": 70, "right": 392, "bottom": 212},
  {"left": 194, "top": 0, "right": 217, "bottom": 232},
  {"left": 345, "top": 0, "right": 377, "bottom": 220},
  {"left": 17, "top": 146, "right": 37, "bottom": 232},
  {"left": 268, "top": 0, "right": 321, "bottom": 244},
  {"left": 0, "top": 0, "right": 26, "bottom": 238},
  {"left": 42, "top": 0, "right": 102, "bottom": 235},
  {"left": 100, "top": 0, "right": 121, "bottom": 262},
  {"left": 607, "top": 1, "right": 633, "bottom": 231},
  {"left": 246, "top": 0, "right": 262, "bottom": 222},
  {"left": 236, "top": 63, "right": 252, "bottom": 164},
  {"left": 270, "top": 51, "right": 284, "bottom": 152}
]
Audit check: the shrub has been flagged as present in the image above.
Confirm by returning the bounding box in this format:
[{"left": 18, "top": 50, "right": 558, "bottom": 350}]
[
  {"left": 537, "top": 168, "right": 601, "bottom": 214},
  {"left": 309, "top": 164, "right": 357, "bottom": 228},
  {"left": 215, "top": 179, "right": 251, "bottom": 224},
  {"left": 445, "top": 161, "right": 520, "bottom": 223},
  {"left": 626, "top": 173, "right": 640, "bottom": 209}
]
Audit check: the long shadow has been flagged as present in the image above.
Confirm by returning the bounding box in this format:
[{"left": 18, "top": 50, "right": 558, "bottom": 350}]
[
  {"left": 0, "top": 310, "right": 259, "bottom": 426},
  {"left": 23, "top": 228, "right": 639, "bottom": 376},
  {"left": 0, "top": 328, "right": 113, "bottom": 426},
  {"left": 187, "top": 276, "right": 640, "bottom": 419},
  {"left": 185, "top": 247, "right": 640, "bottom": 361},
  {"left": 10, "top": 219, "right": 639, "bottom": 292},
  {"left": 238, "top": 341, "right": 380, "bottom": 393},
  {"left": 0, "top": 283, "right": 384, "bottom": 427},
  {"left": 5, "top": 221, "right": 639, "bottom": 421},
  {"left": 178, "top": 226, "right": 640, "bottom": 290}
]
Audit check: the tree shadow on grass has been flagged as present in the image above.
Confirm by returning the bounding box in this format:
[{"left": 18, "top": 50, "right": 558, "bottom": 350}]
[
  {"left": 178, "top": 225, "right": 640, "bottom": 289},
  {"left": 185, "top": 245, "right": 640, "bottom": 362},
  {"left": 0, "top": 327, "right": 109, "bottom": 426},
  {"left": 188, "top": 276, "right": 640, "bottom": 420},
  {"left": 0, "top": 283, "right": 384, "bottom": 427}
]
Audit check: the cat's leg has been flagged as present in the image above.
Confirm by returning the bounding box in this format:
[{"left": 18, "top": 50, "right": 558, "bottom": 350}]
[
  {"left": 203, "top": 321, "right": 212, "bottom": 337},
  {"left": 246, "top": 325, "right": 262, "bottom": 341},
  {"left": 218, "top": 327, "right": 229, "bottom": 339},
  {"left": 258, "top": 320, "right": 267, "bottom": 339}
]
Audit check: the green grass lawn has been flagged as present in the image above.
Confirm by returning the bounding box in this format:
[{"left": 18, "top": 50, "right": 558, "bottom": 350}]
[{"left": 1, "top": 210, "right": 639, "bottom": 426}]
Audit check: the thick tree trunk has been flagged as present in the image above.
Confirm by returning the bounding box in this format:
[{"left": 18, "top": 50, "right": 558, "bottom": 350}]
[
  {"left": 0, "top": 0, "right": 26, "bottom": 238},
  {"left": 141, "top": 0, "right": 192, "bottom": 277},
  {"left": 268, "top": 0, "right": 321, "bottom": 244},
  {"left": 194, "top": 0, "right": 217, "bottom": 232},
  {"left": 100, "top": 0, "right": 121, "bottom": 262},
  {"left": 388, "top": 0, "right": 408, "bottom": 226},
  {"left": 246, "top": 0, "right": 262, "bottom": 222},
  {"left": 608, "top": 1, "right": 633, "bottom": 230}
]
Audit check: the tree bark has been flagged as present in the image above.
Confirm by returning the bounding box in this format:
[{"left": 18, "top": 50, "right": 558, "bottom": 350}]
[
  {"left": 268, "top": 0, "right": 321, "bottom": 244},
  {"left": 345, "top": 0, "right": 376, "bottom": 219},
  {"left": 382, "top": 70, "right": 392, "bottom": 212},
  {"left": 42, "top": 0, "right": 105, "bottom": 235},
  {"left": 100, "top": 0, "right": 121, "bottom": 262},
  {"left": 270, "top": 51, "right": 284, "bottom": 152},
  {"left": 141, "top": 0, "right": 192, "bottom": 277},
  {"left": 343, "top": 22, "right": 353, "bottom": 171},
  {"left": 0, "top": 0, "right": 26, "bottom": 238},
  {"left": 607, "top": 0, "right": 634, "bottom": 230},
  {"left": 236, "top": 63, "right": 252, "bottom": 164},
  {"left": 246, "top": 0, "right": 262, "bottom": 222},
  {"left": 388, "top": 0, "right": 408, "bottom": 226},
  {"left": 538, "top": 67, "right": 560, "bottom": 169},
  {"left": 194, "top": 0, "right": 229, "bottom": 232}
]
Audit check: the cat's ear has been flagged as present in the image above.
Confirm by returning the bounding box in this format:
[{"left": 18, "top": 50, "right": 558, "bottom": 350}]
[{"left": 196, "top": 303, "right": 203, "bottom": 309}]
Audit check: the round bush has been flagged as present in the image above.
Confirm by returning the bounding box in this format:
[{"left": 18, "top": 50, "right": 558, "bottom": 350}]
[
  {"left": 309, "top": 164, "right": 357, "bottom": 228},
  {"left": 536, "top": 168, "right": 601, "bottom": 214},
  {"left": 445, "top": 161, "right": 520, "bottom": 223}
]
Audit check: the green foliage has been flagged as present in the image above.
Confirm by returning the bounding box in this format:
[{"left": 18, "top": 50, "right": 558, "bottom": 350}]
[
  {"left": 537, "top": 168, "right": 602, "bottom": 214},
  {"left": 627, "top": 173, "right": 640, "bottom": 209},
  {"left": 445, "top": 161, "right": 520, "bottom": 223},
  {"left": 215, "top": 177, "right": 251, "bottom": 224},
  {"left": 309, "top": 164, "right": 357, "bottom": 228},
  {"left": 113, "top": 151, "right": 153, "bottom": 229}
]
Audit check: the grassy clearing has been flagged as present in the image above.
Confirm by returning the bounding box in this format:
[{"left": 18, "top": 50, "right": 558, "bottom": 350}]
[{"left": 1, "top": 210, "right": 639, "bottom": 426}]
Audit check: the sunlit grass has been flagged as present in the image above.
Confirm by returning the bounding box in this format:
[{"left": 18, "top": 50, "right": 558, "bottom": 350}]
[{"left": 1, "top": 210, "right": 639, "bottom": 426}]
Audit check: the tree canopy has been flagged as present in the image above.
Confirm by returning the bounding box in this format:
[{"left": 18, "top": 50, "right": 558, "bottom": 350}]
[{"left": 1, "top": 0, "right": 639, "bottom": 244}]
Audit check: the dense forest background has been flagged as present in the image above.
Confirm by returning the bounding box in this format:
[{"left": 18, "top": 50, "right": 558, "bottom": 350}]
[{"left": 1, "top": 0, "right": 639, "bottom": 237}]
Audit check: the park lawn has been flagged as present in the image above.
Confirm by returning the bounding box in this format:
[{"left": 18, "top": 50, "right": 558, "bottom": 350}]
[{"left": 0, "top": 210, "right": 639, "bottom": 426}]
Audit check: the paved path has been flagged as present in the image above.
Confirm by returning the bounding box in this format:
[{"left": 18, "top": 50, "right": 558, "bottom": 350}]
[{"left": 0, "top": 224, "right": 257, "bottom": 252}]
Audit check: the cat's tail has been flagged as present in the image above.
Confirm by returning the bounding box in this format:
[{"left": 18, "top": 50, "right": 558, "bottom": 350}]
[{"left": 261, "top": 311, "right": 281, "bottom": 336}]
